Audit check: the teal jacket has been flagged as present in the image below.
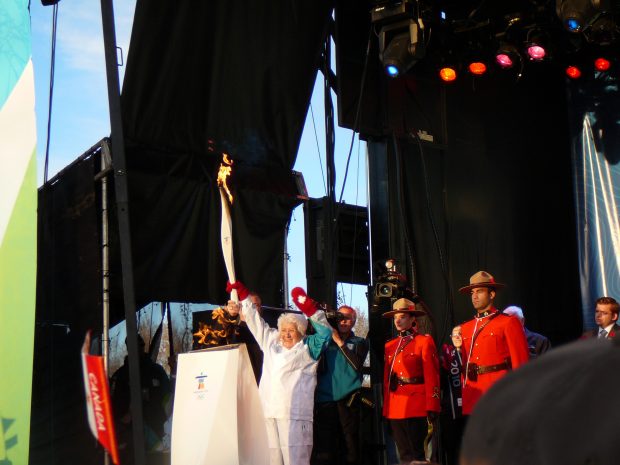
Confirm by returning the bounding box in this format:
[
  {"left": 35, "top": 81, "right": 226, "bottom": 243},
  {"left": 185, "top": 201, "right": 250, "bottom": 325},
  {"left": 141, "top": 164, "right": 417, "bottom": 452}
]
[{"left": 315, "top": 333, "right": 369, "bottom": 402}]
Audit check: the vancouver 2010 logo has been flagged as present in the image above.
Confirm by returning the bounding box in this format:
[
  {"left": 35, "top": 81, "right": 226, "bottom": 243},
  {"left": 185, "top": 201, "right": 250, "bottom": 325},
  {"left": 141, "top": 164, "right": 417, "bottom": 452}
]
[{"left": 194, "top": 372, "right": 208, "bottom": 399}]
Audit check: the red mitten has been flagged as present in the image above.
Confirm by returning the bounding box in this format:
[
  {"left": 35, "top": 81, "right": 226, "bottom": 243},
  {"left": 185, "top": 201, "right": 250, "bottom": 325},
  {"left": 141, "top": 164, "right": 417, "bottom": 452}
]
[
  {"left": 291, "top": 287, "right": 318, "bottom": 317},
  {"left": 226, "top": 280, "right": 249, "bottom": 301}
]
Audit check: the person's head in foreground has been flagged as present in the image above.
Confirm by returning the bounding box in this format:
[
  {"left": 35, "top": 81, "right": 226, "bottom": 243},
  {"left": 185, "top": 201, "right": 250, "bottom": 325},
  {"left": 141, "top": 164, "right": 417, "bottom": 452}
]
[{"left": 460, "top": 337, "right": 620, "bottom": 465}]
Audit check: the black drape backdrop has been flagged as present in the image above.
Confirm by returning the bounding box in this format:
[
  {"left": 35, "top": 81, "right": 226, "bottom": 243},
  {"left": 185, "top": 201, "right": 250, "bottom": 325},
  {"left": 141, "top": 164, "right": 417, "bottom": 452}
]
[
  {"left": 36, "top": 151, "right": 101, "bottom": 335},
  {"left": 120, "top": 148, "right": 302, "bottom": 309},
  {"left": 378, "top": 63, "right": 582, "bottom": 347},
  {"left": 115, "top": 0, "right": 335, "bottom": 308},
  {"left": 121, "top": 0, "right": 333, "bottom": 169}
]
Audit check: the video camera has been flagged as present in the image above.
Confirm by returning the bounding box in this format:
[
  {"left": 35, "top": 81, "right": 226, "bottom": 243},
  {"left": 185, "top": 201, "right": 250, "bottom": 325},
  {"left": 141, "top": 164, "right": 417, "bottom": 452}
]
[
  {"left": 325, "top": 310, "right": 348, "bottom": 323},
  {"left": 371, "top": 259, "right": 418, "bottom": 313},
  {"left": 312, "top": 302, "right": 348, "bottom": 327}
]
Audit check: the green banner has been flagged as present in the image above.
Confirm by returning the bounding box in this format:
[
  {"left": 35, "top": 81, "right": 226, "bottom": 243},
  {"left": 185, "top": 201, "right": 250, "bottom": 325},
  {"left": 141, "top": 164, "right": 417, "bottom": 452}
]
[{"left": 0, "top": 1, "right": 37, "bottom": 464}]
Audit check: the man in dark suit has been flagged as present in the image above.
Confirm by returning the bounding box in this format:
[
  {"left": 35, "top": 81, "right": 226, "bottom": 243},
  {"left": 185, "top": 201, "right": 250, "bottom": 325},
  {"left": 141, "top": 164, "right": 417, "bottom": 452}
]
[
  {"left": 503, "top": 306, "right": 551, "bottom": 358},
  {"left": 581, "top": 296, "right": 620, "bottom": 339}
]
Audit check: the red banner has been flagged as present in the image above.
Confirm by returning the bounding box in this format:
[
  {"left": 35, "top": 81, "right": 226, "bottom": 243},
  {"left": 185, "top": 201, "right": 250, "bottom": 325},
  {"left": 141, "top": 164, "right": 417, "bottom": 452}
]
[{"left": 81, "top": 332, "right": 120, "bottom": 464}]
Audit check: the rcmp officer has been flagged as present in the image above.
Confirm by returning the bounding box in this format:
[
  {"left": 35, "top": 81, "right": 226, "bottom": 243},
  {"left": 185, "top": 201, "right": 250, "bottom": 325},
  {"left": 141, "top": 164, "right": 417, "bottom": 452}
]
[
  {"left": 382, "top": 298, "right": 440, "bottom": 463},
  {"left": 458, "top": 271, "right": 529, "bottom": 415}
]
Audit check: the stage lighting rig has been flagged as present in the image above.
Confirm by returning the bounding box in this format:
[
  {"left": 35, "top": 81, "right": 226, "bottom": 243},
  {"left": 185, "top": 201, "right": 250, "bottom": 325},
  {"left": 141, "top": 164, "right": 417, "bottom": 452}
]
[{"left": 372, "top": 0, "right": 428, "bottom": 77}]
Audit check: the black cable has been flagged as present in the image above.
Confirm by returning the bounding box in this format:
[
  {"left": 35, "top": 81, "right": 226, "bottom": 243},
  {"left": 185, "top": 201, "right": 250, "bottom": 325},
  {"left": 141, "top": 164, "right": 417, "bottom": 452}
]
[
  {"left": 409, "top": 132, "right": 455, "bottom": 342},
  {"left": 347, "top": 138, "right": 363, "bottom": 304},
  {"left": 400, "top": 81, "right": 456, "bottom": 338},
  {"left": 309, "top": 104, "right": 328, "bottom": 196},
  {"left": 328, "top": 24, "right": 374, "bottom": 302},
  {"left": 323, "top": 38, "right": 336, "bottom": 203},
  {"left": 43, "top": 3, "right": 59, "bottom": 184},
  {"left": 337, "top": 23, "right": 373, "bottom": 205},
  {"left": 392, "top": 134, "right": 418, "bottom": 293}
]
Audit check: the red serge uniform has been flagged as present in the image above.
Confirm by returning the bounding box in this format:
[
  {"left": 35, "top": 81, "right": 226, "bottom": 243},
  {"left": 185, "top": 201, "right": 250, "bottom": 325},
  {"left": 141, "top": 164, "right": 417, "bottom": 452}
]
[
  {"left": 460, "top": 310, "right": 529, "bottom": 414},
  {"left": 383, "top": 331, "right": 441, "bottom": 419}
]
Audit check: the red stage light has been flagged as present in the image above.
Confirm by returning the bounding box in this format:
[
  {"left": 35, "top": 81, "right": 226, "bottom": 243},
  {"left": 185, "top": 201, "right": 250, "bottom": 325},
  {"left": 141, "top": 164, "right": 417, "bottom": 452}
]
[
  {"left": 594, "top": 58, "right": 611, "bottom": 71},
  {"left": 439, "top": 67, "right": 457, "bottom": 82},
  {"left": 565, "top": 66, "right": 582, "bottom": 79},
  {"left": 468, "top": 62, "right": 487, "bottom": 75}
]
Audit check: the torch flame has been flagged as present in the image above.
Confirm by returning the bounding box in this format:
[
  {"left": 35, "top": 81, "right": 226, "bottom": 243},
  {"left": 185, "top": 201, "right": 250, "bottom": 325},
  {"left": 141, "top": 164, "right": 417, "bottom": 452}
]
[
  {"left": 193, "top": 308, "right": 239, "bottom": 347},
  {"left": 217, "top": 153, "right": 234, "bottom": 204}
]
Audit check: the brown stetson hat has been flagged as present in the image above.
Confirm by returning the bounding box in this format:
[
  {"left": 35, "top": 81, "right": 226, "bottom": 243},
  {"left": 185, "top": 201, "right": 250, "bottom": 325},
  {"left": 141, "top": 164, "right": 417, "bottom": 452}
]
[
  {"left": 458, "top": 270, "right": 505, "bottom": 294},
  {"left": 382, "top": 298, "right": 427, "bottom": 318}
]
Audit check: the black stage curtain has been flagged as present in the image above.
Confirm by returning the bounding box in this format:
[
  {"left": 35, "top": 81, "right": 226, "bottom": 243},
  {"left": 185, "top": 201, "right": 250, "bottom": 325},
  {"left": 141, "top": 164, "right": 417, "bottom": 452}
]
[
  {"left": 116, "top": 148, "right": 301, "bottom": 309},
  {"left": 36, "top": 153, "right": 102, "bottom": 336},
  {"left": 382, "top": 63, "right": 581, "bottom": 346},
  {"left": 121, "top": 0, "right": 333, "bottom": 169},
  {"left": 115, "top": 0, "right": 334, "bottom": 307}
]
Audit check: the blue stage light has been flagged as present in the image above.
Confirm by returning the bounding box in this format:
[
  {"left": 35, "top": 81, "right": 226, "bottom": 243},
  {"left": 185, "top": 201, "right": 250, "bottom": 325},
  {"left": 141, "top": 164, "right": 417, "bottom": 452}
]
[
  {"left": 386, "top": 64, "right": 400, "bottom": 77},
  {"left": 566, "top": 18, "right": 581, "bottom": 32}
]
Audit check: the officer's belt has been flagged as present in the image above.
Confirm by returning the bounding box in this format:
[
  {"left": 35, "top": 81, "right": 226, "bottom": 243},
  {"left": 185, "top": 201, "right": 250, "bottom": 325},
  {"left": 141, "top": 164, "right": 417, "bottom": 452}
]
[
  {"left": 467, "top": 360, "right": 510, "bottom": 378},
  {"left": 396, "top": 376, "right": 425, "bottom": 385}
]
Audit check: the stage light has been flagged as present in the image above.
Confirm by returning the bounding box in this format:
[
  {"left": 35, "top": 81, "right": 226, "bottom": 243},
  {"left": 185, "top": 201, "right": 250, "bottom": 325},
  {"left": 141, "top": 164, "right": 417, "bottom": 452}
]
[
  {"left": 567, "top": 18, "right": 581, "bottom": 32},
  {"left": 525, "top": 30, "right": 548, "bottom": 61},
  {"left": 594, "top": 57, "right": 611, "bottom": 71},
  {"left": 556, "top": 0, "right": 594, "bottom": 33},
  {"left": 372, "top": 1, "right": 426, "bottom": 78},
  {"left": 381, "top": 29, "right": 419, "bottom": 78},
  {"left": 495, "top": 43, "right": 520, "bottom": 69},
  {"left": 496, "top": 54, "right": 514, "bottom": 68},
  {"left": 527, "top": 45, "right": 546, "bottom": 60},
  {"left": 468, "top": 62, "right": 487, "bottom": 75},
  {"left": 565, "top": 65, "right": 582, "bottom": 78},
  {"left": 386, "top": 64, "right": 400, "bottom": 77},
  {"left": 557, "top": 0, "right": 617, "bottom": 43},
  {"left": 439, "top": 67, "right": 457, "bottom": 82}
]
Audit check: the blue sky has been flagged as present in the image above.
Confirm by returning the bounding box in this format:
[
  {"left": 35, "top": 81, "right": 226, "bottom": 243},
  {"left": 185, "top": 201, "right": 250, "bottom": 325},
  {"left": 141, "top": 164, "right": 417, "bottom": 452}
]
[{"left": 30, "top": 0, "right": 368, "bottom": 313}]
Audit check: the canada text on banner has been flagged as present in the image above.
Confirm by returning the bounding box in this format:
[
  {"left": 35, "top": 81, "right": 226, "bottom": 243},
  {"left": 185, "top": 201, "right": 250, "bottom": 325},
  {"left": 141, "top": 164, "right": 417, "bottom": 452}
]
[{"left": 81, "top": 332, "right": 120, "bottom": 464}]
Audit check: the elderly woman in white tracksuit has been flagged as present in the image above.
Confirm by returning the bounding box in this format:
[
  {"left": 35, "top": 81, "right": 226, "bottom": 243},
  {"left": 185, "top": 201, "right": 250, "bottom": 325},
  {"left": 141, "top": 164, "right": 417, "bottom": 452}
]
[{"left": 227, "top": 281, "right": 332, "bottom": 465}]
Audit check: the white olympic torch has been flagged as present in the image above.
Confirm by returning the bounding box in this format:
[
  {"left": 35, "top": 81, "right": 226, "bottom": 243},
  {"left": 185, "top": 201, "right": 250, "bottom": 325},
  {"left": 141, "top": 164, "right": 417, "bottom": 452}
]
[{"left": 217, "top": 154, "right": 238, "bottom": 302}]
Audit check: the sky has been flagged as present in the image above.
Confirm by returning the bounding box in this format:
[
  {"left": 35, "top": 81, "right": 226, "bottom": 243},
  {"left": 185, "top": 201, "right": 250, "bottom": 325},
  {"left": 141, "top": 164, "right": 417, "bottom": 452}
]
[{"left": 29, "top": 0, "right": 369, "bottom": 316}]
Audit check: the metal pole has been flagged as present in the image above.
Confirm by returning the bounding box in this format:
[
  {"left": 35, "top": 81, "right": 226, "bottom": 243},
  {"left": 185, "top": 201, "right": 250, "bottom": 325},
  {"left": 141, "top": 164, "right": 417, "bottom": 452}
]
[
  {"left": 99, "top": 2, "right": 146, "bottom": 465},
  {"left": 101, "top": 140, "right": 112, "bottom": 375},
  {"left": 101, "top": 140, "right": 111, "bottom": 465}
]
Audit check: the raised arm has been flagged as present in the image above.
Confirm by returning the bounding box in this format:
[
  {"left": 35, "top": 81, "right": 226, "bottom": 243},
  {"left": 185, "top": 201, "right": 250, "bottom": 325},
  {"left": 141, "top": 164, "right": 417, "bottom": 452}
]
[
  {"left": 290, "top": 286, "right": 332, "bottom": 360},
  {"left": 306, "top": 311, "right": 332, "bottom": 360},
  {"left": 227, "top": 281, "right": 277, "bottom": 351}
]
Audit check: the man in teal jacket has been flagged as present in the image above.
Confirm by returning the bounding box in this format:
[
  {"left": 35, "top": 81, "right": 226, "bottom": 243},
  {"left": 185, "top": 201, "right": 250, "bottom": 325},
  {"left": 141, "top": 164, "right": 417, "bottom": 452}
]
[{"left": 312, "top": 305, "right": 369, "bottom": 465}]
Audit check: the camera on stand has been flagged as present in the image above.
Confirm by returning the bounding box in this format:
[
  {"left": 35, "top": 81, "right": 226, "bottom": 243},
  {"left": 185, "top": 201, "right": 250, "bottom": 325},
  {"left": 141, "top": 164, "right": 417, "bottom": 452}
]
[{"left": 371, "top": 259, "right": 418, "bottom": 314}]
